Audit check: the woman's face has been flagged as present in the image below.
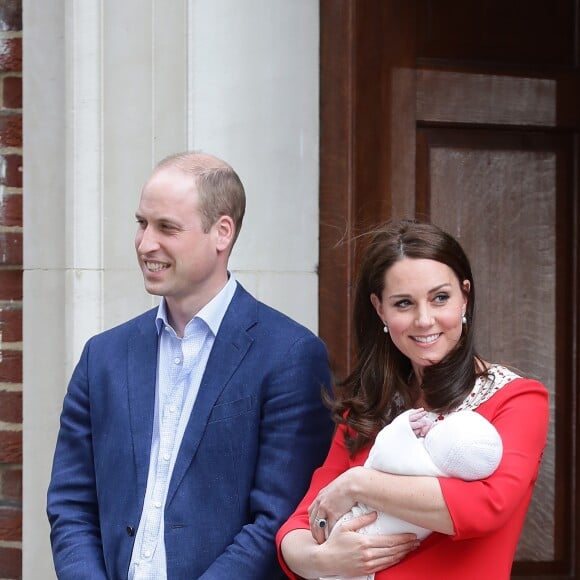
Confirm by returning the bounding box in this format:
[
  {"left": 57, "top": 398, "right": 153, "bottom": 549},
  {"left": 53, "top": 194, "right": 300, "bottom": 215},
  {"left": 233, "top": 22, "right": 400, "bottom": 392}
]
[{"left": 370, "top": 257, "right": 469, "bottom": 379}]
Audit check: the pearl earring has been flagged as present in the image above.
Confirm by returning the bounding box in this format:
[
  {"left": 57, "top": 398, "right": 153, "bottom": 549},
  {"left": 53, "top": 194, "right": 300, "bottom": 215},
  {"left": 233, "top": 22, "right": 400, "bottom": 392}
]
[
  {"left": 461, "top": 312, "right": 467, "bottom": 325},
  {"left": 383, "top": 324, "right": 389, "bottom": 334}
]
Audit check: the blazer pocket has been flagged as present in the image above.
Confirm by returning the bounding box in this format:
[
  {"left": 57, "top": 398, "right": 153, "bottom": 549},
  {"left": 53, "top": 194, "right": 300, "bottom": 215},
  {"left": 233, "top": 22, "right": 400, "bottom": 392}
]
[{"left": 207, "top": 395, "right": 255, "bottom": 423}]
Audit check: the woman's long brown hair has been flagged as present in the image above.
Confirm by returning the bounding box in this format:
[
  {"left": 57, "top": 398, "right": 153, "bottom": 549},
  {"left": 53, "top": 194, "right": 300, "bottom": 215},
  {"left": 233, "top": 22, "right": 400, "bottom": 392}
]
[{"left": 329, "top": 220, "right": 487, "bottom": 457}]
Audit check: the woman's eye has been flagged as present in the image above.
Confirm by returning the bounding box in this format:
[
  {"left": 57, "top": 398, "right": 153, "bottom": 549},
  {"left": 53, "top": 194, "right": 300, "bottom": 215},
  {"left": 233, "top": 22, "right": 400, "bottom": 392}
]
[
  {"left": 394, "top": 299, "right": 411, "bottom": 308},
  {"left": 434, "top": 293, "right": 449, "bottom": 303}
]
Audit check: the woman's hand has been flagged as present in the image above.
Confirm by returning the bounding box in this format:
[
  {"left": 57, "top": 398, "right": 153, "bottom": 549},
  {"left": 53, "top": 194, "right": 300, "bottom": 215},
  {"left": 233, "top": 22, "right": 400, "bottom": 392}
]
[
  {"left": 281, "top": 513, "right": 419, "bottom": 579},
  {"left": 308, "top": 466, "right": 366, "bottom": 544},
  {"left": 321, "top": 514, "right": 418, "bottom": 577}
]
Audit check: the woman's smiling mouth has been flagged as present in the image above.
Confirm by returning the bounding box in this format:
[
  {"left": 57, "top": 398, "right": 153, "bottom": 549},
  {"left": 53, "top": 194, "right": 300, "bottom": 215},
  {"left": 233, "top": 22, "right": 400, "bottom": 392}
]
[{"left": 412, "top": 333, "right": 441, "bottom": 344}]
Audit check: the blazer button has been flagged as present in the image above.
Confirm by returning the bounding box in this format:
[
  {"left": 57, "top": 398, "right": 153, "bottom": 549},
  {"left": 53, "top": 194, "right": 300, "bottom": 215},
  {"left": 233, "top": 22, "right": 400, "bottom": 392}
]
[{"left": 126, "top": 526, "right": 135, "bottom": 537}]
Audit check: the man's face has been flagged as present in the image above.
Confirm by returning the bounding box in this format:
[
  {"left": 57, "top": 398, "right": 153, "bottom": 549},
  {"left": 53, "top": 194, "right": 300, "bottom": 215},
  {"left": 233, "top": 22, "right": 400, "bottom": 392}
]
[{"left": 135, "top": 166, "right": 223, "bottom": 314}]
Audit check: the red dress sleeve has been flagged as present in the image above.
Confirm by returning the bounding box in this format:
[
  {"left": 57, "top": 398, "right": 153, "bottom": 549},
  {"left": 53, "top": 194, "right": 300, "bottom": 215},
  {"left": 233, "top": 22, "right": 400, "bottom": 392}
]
[{"left": 440, "top": 377, "right": 549, "bottom": 539}]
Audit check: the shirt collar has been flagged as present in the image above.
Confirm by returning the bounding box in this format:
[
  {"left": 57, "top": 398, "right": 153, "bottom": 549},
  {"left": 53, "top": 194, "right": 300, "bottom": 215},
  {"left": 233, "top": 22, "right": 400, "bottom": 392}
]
[{"left": 155, "top": 273, "right": 238, "bottom": 337}]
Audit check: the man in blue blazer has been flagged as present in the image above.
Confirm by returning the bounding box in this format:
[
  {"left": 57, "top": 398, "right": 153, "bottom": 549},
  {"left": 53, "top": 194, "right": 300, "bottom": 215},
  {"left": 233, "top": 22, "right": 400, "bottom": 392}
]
[{"left": 47, "top": 152, "right": 334, "bottom": 579}]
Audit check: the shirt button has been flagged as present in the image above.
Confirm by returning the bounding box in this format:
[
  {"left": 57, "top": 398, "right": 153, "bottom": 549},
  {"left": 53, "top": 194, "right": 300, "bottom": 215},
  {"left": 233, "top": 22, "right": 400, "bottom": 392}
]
[
  {"left": 144, "top": 550, "right": 151, "bottom": 558},
  {"left": 174, "top": 357, "right": 181, "bottom": 364},
  {"left": 163, "top": 453, "right": 170, "bottom": 461},
  {"left": 169, "top": 405, "right": 176, "bottom": 413},
  {"left": 154, "top": 501, "right": 162, "bottom": 508}
]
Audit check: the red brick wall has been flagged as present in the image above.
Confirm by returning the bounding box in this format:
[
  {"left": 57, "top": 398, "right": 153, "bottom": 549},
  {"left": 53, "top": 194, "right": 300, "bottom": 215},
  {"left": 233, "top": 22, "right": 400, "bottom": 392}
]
[{"left": 0, "top": 1, "right": 23, "bottom": 578}]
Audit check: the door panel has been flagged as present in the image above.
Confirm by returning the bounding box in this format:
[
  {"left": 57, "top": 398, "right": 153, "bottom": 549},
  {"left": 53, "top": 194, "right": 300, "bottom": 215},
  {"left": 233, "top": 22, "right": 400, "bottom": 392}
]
[
  {"left": 417, "top": 70, "right": 557, "bottom": 127},
  {"left": 416, "top": 0, "right": 576, "bottom": 66},
  {"left": 417, "top": 129, "right": 575, "bottom": 571},
  {"left": 320, "top": 1, "right": 579, "bottom": 577}
]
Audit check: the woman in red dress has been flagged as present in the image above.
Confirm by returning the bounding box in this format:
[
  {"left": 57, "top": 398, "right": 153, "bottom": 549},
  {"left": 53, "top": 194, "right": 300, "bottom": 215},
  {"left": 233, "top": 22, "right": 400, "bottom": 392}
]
[{"left": 277, "top": 220, "right": 549, "bottom": 580}]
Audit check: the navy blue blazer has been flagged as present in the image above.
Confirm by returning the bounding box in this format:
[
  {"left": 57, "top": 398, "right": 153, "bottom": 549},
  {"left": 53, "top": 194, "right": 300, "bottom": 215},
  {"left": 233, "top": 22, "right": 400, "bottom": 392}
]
[{"left": 47, "top": 284, "right": 333, "bottom": 579}]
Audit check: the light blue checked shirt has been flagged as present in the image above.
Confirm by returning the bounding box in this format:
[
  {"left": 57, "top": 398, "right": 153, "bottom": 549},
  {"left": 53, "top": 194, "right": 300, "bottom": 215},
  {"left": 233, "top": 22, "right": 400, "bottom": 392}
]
[{"left": 128, "top": 275, "right": 237, "bottom": 580}]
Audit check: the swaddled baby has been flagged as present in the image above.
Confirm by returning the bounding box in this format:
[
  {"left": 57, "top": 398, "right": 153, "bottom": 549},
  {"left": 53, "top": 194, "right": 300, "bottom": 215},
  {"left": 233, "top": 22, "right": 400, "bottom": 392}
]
[{"left": 321, "top": 409, "right": 503, "bottom": 580}]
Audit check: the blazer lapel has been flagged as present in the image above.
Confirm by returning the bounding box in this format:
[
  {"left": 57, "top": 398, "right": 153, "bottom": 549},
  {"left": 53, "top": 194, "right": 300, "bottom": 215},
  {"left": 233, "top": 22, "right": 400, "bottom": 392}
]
[
  {"left": 167, "top": 287, "right": 256, "bottom": 504},
  {"left": 127, "top": 311, "right": 159, "bottom": 493}
]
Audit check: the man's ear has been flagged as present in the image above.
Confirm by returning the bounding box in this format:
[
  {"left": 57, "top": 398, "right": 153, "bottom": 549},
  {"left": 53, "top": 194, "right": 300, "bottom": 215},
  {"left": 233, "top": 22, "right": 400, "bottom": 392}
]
[{"left": 214, "top": 215, "right": 235, "bottom": 252}]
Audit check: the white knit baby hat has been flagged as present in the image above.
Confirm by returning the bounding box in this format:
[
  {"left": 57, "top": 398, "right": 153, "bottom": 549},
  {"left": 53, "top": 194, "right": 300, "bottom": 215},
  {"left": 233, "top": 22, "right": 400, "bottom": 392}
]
[{"left": 424, "top": 410, "right": 503, "bottom": 480}]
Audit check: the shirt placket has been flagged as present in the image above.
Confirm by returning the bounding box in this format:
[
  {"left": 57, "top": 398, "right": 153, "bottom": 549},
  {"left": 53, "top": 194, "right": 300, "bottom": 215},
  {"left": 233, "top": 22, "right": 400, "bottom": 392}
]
[{"left": 138, "top": 337, "right": 187, "bottom": 569}]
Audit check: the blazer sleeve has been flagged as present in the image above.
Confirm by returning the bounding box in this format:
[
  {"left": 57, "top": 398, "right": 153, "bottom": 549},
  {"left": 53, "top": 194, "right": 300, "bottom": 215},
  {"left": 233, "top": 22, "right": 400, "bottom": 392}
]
[
  {"left": 46, "top": 340, "right": 108, "bottom": 580},
  {"left": 275, "top": 422, "right": 356, "bottom": 580},
  {"left": 199, "top": 333, "right": 334, "bottom": 580}
]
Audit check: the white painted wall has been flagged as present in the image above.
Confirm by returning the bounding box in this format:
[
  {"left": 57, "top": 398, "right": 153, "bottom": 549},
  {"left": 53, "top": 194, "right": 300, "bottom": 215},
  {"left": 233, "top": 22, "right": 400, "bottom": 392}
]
[
  {"left": 187, "top": 0, "right": 320, "bottom": 326},
  {"left": 22, "top": 0, "right": 319, "bottom": 577}
]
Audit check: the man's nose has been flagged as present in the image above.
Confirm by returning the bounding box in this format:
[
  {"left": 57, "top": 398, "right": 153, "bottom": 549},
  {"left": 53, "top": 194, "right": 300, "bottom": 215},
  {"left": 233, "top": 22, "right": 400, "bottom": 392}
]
[{"left": 136, "top": 226, "right": 159, "bottom": 253}]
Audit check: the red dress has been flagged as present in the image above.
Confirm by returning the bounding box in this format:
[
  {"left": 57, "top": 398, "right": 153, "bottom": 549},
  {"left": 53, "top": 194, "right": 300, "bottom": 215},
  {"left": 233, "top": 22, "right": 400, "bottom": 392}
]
[{"left": 276, "top": 372, "right": 549, "bottom": 580}]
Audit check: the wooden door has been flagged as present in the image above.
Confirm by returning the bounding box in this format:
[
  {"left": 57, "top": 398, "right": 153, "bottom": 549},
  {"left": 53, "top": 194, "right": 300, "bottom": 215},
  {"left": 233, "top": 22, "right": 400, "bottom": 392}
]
[{"left": 319, "top": 1, "right": 579, "bottom": 577}]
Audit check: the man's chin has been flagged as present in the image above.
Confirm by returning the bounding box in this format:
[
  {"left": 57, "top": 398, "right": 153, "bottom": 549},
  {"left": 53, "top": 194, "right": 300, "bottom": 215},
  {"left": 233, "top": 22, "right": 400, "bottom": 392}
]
[{"left": 142, "top": 281, "right": 164, "bottom": 297}]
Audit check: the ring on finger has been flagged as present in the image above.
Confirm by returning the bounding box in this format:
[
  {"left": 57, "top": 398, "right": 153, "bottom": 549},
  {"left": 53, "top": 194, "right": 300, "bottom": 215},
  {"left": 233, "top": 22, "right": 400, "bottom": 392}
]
[{"left": 314, "top": 516, "right": 328, "bottom": 529}]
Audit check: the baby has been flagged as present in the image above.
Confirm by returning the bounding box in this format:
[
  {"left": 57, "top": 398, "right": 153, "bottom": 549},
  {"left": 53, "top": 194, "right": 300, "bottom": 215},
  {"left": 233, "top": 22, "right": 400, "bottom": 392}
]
[{"left": 321, "top": 408, "right": 503, "bottom": 580}]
